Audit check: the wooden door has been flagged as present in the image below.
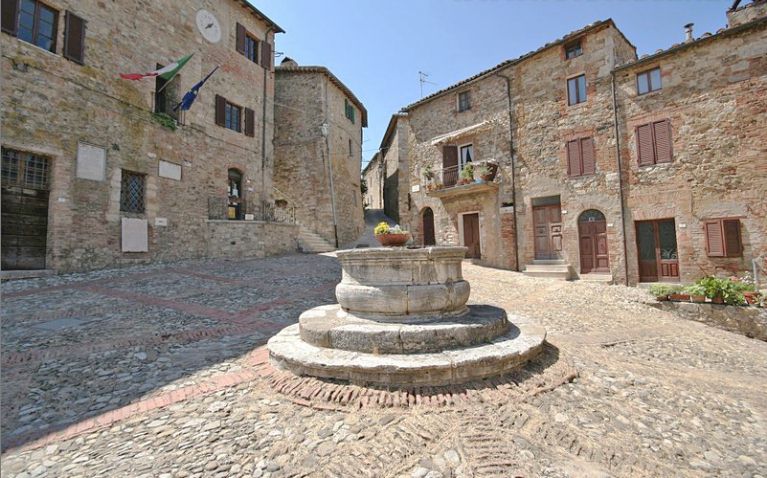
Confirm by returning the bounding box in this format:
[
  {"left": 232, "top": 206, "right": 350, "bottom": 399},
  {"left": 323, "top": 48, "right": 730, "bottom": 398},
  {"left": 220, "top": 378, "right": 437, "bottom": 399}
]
[
  {"left": 462, "top": 213, "right": 480, "bottom": 259},
  {"left": 579, "top": 213, "right": 609, "bottom": 273},
  {"left": 636, "top": 219, "right": 679, "bottom": 282},
  {"left": 422, "top": 208, "right": 435, "bottom": 246},
  {"left": 533, "top": 204, "right": 562, "bottom": 260}
]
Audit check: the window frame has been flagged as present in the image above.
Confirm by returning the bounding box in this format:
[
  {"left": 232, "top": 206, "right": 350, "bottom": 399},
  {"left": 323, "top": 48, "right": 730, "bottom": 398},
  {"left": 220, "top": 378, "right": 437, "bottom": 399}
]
[
  {"left": 564, "top": 40, "right": 582, "bottom": 60},
  {"left": 16, "top": 0, "right": 58, "bottom": 53},
  {"left": 636, "top": 67, "right": 662, "bottom": 95},
  {"left": 567, "top": 74, "right": 587, "bottom": 106},
  {"left": 704, "top": 218, "right": 742, "bottom": 258},
  {"left": 635, "top": 119, "right": 672, "bottom": 166},
  {"left": 344, "top": 99, "right": 356, "bottom": 124},
  {"left": 566, "top": 136, "right": 596, "bottom": 177},
  {"left": 457, "top": 91, "right": 471, "bottom": 112},
  {"left": 243, "top": 33, "right": 258, "bottom": 63},
  {"left": 120, "top": 170, "right": 146, "bottom": 214},
  {"left": 224, "top": 100, "right": 242, "bottom": 132},
  {"left": 459, "top": 143, "right": 474, "bottom": 170}
]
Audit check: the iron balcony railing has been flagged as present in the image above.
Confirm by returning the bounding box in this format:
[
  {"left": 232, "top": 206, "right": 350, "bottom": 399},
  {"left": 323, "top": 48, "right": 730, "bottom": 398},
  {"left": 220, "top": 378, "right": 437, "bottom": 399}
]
[
  {"left": 207, "top": 196, "right": 296, "bottom": 224},
  {"left": 424, "top": 161, "right": 498, "bottom": 190}
]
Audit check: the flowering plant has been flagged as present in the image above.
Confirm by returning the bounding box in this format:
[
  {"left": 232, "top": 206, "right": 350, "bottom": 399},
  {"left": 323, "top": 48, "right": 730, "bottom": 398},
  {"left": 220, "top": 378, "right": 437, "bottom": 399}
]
[{"left": 374, "top": 222, "right": 408, "bottom": 236}]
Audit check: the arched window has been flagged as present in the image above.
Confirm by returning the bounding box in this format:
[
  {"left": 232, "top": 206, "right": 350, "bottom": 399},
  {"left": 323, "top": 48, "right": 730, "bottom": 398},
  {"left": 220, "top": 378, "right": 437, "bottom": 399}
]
[{"left": 578, "top": 209, "right": 605, "bottom": 223}]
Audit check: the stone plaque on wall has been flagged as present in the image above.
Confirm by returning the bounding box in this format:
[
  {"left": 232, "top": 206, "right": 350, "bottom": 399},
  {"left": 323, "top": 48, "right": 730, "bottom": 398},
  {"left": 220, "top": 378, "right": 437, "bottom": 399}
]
[
  {"left": 158, "top": 160, "right": 182, "bottom": 180},
  {"left": 121, "top": 218, "right": 148, "bottom": 252},
  {"left": 76, "top": 142, "right": 106, "bottom": 181}
]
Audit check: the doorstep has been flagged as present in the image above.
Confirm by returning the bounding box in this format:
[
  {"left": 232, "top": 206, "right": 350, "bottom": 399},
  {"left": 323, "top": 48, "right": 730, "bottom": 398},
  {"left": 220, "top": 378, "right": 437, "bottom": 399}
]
[{"left": 1, "top": 269, "right": 55, "bottom": 281}]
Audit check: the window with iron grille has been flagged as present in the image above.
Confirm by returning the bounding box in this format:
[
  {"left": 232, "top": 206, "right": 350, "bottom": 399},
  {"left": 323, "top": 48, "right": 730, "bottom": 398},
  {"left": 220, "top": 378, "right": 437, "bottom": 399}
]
[
  {"left": 120, "top": 170, "right": 145, "bottom": 213},
  {"left": 458, "top": 91, "right": 471, "bottom": 112},
  {"left": 1, "top": 147, "right": 49, "bottom": 189}
]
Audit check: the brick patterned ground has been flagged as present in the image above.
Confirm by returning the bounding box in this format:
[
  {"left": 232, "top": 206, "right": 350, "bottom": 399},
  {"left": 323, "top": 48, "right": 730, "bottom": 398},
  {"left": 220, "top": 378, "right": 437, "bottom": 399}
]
[{"left": 1, "top": 253, "right": 766, "bottom": 478}]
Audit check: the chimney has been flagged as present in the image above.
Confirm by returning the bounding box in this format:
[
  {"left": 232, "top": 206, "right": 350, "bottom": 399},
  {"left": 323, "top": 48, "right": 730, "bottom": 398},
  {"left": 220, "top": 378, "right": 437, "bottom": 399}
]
[
  {"left": 280, "top": 56, "right": 298, "bottom": 67},
  {"left": 684, "top": 23, "right": 694, "bottom": 42}
]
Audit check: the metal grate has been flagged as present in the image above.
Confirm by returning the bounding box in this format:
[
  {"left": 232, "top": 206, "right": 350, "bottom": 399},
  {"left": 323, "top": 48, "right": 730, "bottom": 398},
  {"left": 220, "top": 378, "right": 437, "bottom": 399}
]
[
  {"left": 120, "top": 171, "right": 145, "bottom": 213},
  {"left": 1, "top": 147, "right": 49, "bottom": 189},
  {"left": 1, "top": 148, "right": 20, "bottom": 186},
  {"left": 24, "top": 155, "right": 49, "bottom": 189}
]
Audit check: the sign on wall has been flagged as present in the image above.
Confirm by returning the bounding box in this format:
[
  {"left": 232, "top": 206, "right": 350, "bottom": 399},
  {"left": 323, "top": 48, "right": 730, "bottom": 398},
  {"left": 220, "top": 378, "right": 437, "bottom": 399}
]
[
  {"left": 158, "top": 160, "right": 182, "bottom": 180},
  {"left": 121, "top": 218, "right": 148, "bottom": 252},
  {"left": 76, "top": 142, "right": 106, "bottom": 181}
]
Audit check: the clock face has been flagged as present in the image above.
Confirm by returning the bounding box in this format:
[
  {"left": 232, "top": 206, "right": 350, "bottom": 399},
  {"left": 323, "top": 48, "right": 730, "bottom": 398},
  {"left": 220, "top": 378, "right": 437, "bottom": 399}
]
[{"left": 196, "top": 9, "right": 221, "bottom": 44}]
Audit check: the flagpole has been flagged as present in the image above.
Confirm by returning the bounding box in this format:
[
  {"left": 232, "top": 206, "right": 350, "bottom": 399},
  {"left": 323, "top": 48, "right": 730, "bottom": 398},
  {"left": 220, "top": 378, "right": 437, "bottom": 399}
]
[{"left": 155, "top": 53, "right": 195, "bottom": 95}]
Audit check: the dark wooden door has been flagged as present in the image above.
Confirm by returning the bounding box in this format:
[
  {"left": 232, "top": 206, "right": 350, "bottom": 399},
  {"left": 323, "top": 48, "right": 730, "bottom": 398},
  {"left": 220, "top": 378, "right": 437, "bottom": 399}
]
[
  {"left": 463, "top": 213, "right": 480, "bottom": 259},
  {"left": 422, "top": 208, "right": 436, "bottom": 246},
  {"left": 636, "top": 219, "right": 679, "bottom": 282},
  {"left": 533, "top": 204, "right": 562, "bottom": 260},
  {"left": 579, "top": 220, "right": 609, "bottom": 273}
]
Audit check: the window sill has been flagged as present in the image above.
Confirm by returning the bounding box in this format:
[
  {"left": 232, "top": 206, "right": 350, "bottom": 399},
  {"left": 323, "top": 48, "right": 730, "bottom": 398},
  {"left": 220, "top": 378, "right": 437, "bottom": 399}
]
[
  {"left": 637, "top": 89, "right": 663, "bottom": 98},
  {"left": 12, "top": 37, "right": 59, "bottom": 59}
]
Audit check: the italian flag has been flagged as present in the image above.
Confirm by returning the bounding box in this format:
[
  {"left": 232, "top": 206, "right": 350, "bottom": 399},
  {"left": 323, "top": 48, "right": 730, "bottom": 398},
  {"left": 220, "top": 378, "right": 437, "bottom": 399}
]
[{"left": 119, "top": 53, "right": 194, "bottom": 81}]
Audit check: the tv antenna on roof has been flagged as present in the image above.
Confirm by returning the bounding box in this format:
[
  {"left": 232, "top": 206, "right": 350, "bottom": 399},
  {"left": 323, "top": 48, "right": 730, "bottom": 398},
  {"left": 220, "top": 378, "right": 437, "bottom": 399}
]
[{"left": 419, "top": 71, "right": 436, "bottom": 98}]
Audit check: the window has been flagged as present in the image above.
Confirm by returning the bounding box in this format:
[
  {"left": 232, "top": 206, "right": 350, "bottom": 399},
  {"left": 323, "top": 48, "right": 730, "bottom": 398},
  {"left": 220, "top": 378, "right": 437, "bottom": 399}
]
[
  {"left": 705, "top": 219, "right": 742, "bottom": 257},
  {"left": 154, "top": 63, "right": 180, "bottom": 120},
  {"left": 636, "top": 119, "right": 672, "bottom": 165},
  {"left": 120, "top": 171, "right": 145, "bottom": 213},
  {"left": 63, "top": 11, "right": 86, "bottom": 63},
  {"left": 566, "top": 137, "right": 596, "bottom": 177},
  {"left": 1, "top": 147, "right": 49, "bottom": 189},
  {"left": 215, "top": 95, "right": 253, "bottom": 135},
  {"left": 345, "top": 99, "right": 355, "bottom": 124},
  {"left": 458, "top": 91, "right": 471, "bottom": 112},
  {"left": 567, "top": 74, "right": 587, "bottom": 105},
  {"left": 16, "top": 0, "right": 58, "bottom": 52},
  {"left": 236, "top": 23, "right": 258, "bottom": 63},
  {"left": 225, "top": 102, "right": 241, "bottom": 132},
  {"left": 565, "top": 41, "right": 582, "bottom": 60},
  {"left": 637, "top": 67, "right": 662, "bottom": 95},
  {"left": 459, "top": 144, "right": 474, "bottom": 168}
]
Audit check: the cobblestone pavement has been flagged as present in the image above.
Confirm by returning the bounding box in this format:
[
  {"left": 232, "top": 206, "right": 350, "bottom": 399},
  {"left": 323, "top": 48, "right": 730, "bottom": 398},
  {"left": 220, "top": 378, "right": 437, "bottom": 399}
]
[{"left": 2, "top": 254, "right": 766, "bottom": 477}]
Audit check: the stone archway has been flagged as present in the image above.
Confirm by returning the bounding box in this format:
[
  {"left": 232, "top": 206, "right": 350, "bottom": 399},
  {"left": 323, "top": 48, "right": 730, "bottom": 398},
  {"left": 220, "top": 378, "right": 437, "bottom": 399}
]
[
  {"left": 422, "top": 207, "right": 436, "bottom": 246},
  {"left": 578, "top": 209, "right": 609, "bottom": 273}
]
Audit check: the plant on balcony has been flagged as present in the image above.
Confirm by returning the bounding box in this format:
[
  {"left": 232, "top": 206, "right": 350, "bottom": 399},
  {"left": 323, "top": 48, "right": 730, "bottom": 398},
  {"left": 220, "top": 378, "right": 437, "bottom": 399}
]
[
  {"left": 457, "top": 163, "right": 474, "bottom": 185},
  {"left": 475, "top": 164, "right": 492, "bottom": 182},
  {"left": 374, "top": 222, "right": 410, "bottom": 247},
  {"left": 423, "top": 164, "right": 434, "bottom": 182}
]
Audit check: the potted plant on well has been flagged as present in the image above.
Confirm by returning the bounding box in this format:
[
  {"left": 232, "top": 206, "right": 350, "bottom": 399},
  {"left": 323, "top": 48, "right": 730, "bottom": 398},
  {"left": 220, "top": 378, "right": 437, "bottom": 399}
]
[{"left": 374, "top": 221, "right": 410, "bottom": 247}]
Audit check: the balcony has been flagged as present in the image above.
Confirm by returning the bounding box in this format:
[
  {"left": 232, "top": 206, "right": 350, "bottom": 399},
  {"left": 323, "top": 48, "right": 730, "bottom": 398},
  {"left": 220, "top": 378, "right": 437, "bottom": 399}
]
[{"left": 423, "top": 162, "right": 499, "bottom": 199}]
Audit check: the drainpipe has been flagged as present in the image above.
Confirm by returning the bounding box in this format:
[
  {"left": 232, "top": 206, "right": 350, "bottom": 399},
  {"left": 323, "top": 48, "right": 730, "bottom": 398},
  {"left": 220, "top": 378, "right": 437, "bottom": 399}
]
[
  {"left": 611, "top": 71, "right": 630, "bottom": 286},
  {"left": 261, "top": 27, "right": 274, "bottom": 208},
  {"left": 496, "top": 73, "right": 520, "bottom": 271},
  {"left": 322, "top": 80, "right": 339, "bottom": 248}
]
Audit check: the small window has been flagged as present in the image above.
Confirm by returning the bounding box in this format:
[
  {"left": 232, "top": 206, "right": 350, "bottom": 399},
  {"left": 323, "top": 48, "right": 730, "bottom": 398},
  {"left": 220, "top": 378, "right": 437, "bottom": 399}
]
[
  {"left": 344, "top": 99, "right": 355, "bottom": 124},
  {"left": 16, "top": 0, "right": 58, "bottom": 52},
  {"left": 567, "top": 74, "right": 587, "bottom": 105},
  {"left": 459, "top": 144, "right": 474, "bottom": 168},
  {"left": 637, "top": 67, "right": 662, "bottom": 95},
  {"left": 636, "top": 119, "right": 672, "bottom": 166},
  {"left": 244, "top": 34, "right": 258, "bottom": 63},
  {"left": 704, "top": 219, "right": 742, "bottom": 257},
  {"left": 154, "top": 63, "right": 180, "bottom": 120},
  {"left": 458, "top": 91, "right": 471, "bottom": 112},
  {"left": 225, "top": 101, "right": 242, "bottom": 132},
  {"left": 565, "top": 41, "right": 582, "bottom": 60},
  {"left": 120, "top": 171, "right": 145, "bottom": 213}
]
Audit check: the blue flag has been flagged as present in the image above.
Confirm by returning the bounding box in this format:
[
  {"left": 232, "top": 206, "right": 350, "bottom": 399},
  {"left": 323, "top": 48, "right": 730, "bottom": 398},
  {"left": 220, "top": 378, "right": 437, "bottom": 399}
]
[{"left": 175, "top": 66, "right": 219, "bottom": 111}]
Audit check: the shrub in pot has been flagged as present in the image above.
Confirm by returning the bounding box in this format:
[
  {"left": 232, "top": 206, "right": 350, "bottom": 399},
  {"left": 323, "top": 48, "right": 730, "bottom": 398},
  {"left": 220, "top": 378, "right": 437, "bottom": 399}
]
[
  {"left": 650, "top": 284, "right": 674, "bottom": 301},
  {"left": 374, "top": 221, "right": 410, "bottom": 247},
  {"left": 683, "top": 284, "right": 707, "bottom": 303}
]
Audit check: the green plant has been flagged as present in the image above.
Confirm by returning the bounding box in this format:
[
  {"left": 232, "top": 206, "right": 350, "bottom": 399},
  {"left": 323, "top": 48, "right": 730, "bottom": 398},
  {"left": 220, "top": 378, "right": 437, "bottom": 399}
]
[
  {"left": 695, "top": 276, "right": 745, "bottom": 305},
  {"left": 459, "top": 163, "right": 474, "bottom": 180},
  {"left": 423, "top": 165, "right": 434, "bottom": 181},
  {"left": 374, "top": 221, "right": 390, "bottom": 235},
  {"left": 475, "top": 164, "right": 490, "bottom": 178},
  {"left": 683, "top": 284, "right": 706, "bottom": 297},
  {"left": 152, "top": 112, "right": 177, "bottom": 131},
  {"left": 650, "top": 284, "right": 679, "bottom": 298}
]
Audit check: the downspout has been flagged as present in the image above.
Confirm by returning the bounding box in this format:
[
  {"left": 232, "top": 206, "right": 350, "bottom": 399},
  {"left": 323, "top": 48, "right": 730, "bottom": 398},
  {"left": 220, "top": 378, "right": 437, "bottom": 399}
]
[
  {"left": 261, "top": 27, "right": 274, "bottom": 207},
  {"left": 496, "top": 73, "right": 520, "bottom": 271},
  {"left": 611, "top": 71, "right": 630, "bottom": 286},
  {"left": 323, "top": 80, "right": 339, "bottom": 248}
]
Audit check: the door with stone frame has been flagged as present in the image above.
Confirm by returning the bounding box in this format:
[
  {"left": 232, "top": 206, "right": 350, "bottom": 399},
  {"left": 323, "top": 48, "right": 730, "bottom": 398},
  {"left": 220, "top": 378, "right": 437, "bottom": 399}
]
[
  {"left": 462, "top": 213, "right": 481, "bottom": 259},
  {"left": 635, "top": 219, "right": 679, "bottom": 282},
  {"left": 532, "top": 203, "right": 563, "bottom": 260},
  {"left": 578, "top": 209, "right": 609, "bottom": 273}
]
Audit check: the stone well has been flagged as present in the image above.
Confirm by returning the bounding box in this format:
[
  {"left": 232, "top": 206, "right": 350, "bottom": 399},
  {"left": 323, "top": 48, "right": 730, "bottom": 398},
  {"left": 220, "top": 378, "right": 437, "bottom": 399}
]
[{"left": 268, "top": 246, "right": 546, "bottom": 386}]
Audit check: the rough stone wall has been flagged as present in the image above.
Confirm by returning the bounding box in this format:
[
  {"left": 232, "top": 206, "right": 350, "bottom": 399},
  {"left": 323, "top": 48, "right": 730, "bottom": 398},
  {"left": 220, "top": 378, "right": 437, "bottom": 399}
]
[
  {"left": 361, "top": 153, "right": 383, "bottom": 210},
  {"left": 206, "top": 221, "right": 298, "bottom": 259},
  {"left": 381, "top": 122, "right": 403, "bottom": 224},
  {"left": 615, "top": 19, "right": 767, "bottom": 284},
  {"left": 1, "top": 0, "right": 277, "bottom": 272},
  {"left": 728, "top": 0, "right": 767, "bottom": 27}
]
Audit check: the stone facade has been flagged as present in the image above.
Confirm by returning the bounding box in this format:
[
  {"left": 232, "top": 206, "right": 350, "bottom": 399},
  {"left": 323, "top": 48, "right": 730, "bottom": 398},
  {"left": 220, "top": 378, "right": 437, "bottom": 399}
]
[
  {"left": 205, "top": 220, "right": 298, "bottom": 259},
  {"left": 1, "top": 0, "right": 288, "bottom": 272},
  {"left": 273, "top": 61, "right": 366, "bottom": 246},
  {"left": 383, "top": 5, "right": 767, "bottom": 285},
  {"left": 361, "top": 151, "right": 383, "bottom": 210}
]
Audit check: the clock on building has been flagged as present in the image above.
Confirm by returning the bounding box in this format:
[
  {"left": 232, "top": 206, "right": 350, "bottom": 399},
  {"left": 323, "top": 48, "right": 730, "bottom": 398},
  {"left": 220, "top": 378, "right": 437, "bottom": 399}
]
[{"left": 195, "top": 9, "right": 221, "bottom": 44}]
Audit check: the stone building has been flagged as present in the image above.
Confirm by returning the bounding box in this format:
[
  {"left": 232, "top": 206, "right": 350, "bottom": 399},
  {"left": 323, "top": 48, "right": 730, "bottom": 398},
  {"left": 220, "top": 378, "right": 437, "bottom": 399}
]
[
  {"left": 361, "top": 151, "right": 383, "bottom": 210},
  {"left": 1, "top": 0, "right": 298, "bottom": 273},
  {"left": 273, "top": 58, "right": 367, "bottom": 248},
  {"left": 381, "top": 1, "right": 766, "bottom": 285}
]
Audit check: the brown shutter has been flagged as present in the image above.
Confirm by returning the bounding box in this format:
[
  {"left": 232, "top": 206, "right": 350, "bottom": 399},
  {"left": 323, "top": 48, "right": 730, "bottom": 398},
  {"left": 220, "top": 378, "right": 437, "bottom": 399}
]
[
  {"left": 581, "top": 137, "right": 596, "bottom": 175},
  {"left": 63, "top": 11, "right": 86, "bottom": 64},
  {"left": 236, "top": 23, "right": 246, "bottom": 54},
  {"left": 567, "top": 140, "right": 581, "bottom": 176},
  {"left": 442, "top": 145, "right": 458, "bottom": 169},
  {"left": 723, "top": 219, "right": 742, "bottom": 257},
  {"left": 244, "top": 108, "right": 255, "bottom": 137},
  {"left": 653, "top": 119, "right": 672, "bottom": 163},
  {"left": 704, "top": 220, "right": 724, "bottom": 257},
  {"left": 260, "top": 40, "right": 272, "bottom": 70},
  {"left": 1, "top": 0, "right": 18, "bottom": 35},
  {"left": 215, "top": 95, "right": 226, "bottom": 127},
  {"left": 636, "top": 123, "right": 655, "bottom": 166}
]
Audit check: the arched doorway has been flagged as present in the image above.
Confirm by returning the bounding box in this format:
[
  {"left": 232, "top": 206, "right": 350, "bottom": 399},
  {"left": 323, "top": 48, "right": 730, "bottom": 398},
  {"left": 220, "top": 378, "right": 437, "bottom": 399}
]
[
  {"left": 422, "top": 207, "right": 436, "bottom": 246},
  {"left": 578, "top": 209, "right": 609, "bottom": 273},
  {"left": 228, "top": 168, "right": 243, "bottom": 220}
]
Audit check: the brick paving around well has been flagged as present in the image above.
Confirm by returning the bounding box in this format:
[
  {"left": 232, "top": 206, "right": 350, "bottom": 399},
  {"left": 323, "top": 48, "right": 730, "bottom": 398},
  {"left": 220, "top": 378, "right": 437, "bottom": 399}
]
[{"left": 1, "top": 253, "right": 766, "bottom": 478}]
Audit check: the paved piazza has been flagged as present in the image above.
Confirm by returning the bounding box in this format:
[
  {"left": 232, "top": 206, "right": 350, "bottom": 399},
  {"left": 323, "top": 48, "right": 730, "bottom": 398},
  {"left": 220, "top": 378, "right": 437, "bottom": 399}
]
[{"left": 1, "top": 253, "right": 766, "bottom": 477}]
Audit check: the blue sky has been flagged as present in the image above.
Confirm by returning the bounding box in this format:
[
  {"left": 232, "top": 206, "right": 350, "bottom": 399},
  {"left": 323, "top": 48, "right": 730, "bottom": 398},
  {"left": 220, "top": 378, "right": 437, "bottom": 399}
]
[{"left": 253, "top": 0, "right": 736, "bottom": 170}]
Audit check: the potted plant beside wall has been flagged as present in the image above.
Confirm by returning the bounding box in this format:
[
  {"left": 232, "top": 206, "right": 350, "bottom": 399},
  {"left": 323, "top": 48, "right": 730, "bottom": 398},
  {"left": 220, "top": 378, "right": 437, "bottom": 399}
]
[
  {"left": 457, "top": 163, "right": 474, "bottom": 185},
  {"left": 684, "top": 284, "right": 707, "bottom": 303},
  {"left": 374, "top": 222, "right": 410, "bottom": 247}
]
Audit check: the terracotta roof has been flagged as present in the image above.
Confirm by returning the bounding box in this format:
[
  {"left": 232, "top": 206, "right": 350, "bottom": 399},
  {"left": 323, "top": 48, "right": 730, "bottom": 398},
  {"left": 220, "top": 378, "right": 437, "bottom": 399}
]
[
  {"left": 275, "top": 65, "right": 368, "bottom": 127},
  {"left": 613, "top": 15, "right": 767, "bottom": 71},
  {"left": 403, "top": 19, "right": 634, "bottom": 111},
  {"left": 236, "top": 1, "right": 284, "bottom": 33}
]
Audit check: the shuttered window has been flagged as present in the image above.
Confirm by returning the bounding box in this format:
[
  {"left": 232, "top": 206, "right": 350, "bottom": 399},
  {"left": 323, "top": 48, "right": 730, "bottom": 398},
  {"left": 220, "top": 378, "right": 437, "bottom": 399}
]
[
  {"left": 705, "top": 219, "right": 742, "bottom": 257},
  {"left": 260, "top": 40, "right": 272, "bottom": 70},
  {"left": 63, "top": 11, "right": 86, "bottom": 64},
  {"left": 11, "top": 0, "right": 58, "bottom": 52},
  {"left": 244, "top": 107, "right": 255, "bottom": 137},
  {"left": 237, "top": 23, "right": 269, "bottom": 68},
  {"left": 636, "top": 119, "right": 672, "bottom": 166},
  {"left": 344, "top": 99, "right": 355, "bottom": 124},
  {"left": 215, "top": 95, "right": 246, "bottom": 134},
  {"left": 442, "top": 145, "right": 459, "bottom": 187},
  {"left": 1, "top": 0, "right": 19, "bottom": 35},
  {"left": 566, "top": 137, "right": 595, "bottom": 177}
]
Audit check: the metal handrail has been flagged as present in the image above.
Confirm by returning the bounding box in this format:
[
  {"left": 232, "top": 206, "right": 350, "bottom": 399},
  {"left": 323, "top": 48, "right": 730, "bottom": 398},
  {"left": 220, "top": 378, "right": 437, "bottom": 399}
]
[{"left": 425, "top": 160, "right": 497, "bottom": 189}]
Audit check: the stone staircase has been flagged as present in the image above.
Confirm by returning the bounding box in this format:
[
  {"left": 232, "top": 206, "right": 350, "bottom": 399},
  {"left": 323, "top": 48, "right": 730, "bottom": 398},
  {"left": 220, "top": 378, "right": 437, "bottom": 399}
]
[
  {"left": 523, "top": 260, "right": 575, "bottom": 281},
  {"left": 298, "top": 229, "right": 335, "bottom": 253}
]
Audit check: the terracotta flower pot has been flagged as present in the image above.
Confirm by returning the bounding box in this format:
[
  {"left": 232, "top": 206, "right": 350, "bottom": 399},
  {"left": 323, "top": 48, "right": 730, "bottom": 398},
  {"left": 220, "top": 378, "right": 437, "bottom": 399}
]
[
  {"left": 669, "top": 293, "right": 690, "bottom": 302},
  {"left": 376, "top": 233, "right": 410, "bottom": 247},
  {"left": 744, "top": 292, "right": 758, "bottom": 305},
  {"left": 710, "top": 296, "right": 724, "bottom": 304},
  {"left": 690, "top": 295, "right": 706, "bottom": 303},
  {"left": 656, "top": 295, "right": 669, "bottom": 301}
]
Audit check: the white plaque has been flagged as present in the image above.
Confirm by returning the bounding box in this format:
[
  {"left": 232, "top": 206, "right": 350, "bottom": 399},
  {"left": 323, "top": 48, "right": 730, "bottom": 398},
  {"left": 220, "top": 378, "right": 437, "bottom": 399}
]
[
  {"left": 76, "top": 142, "right": 106, "bottom": 181},
  {"left": 158, "top": 160, "right": 182, "bottom": 180},
  {"left": 155, "top": 217, "right": 168, "bottom": 227},
  {"left": 121, "top": 218, "right": 148, "bottom": 252},
  {"left": 411, "top": 185, "right": 421, "bottom": 193}
]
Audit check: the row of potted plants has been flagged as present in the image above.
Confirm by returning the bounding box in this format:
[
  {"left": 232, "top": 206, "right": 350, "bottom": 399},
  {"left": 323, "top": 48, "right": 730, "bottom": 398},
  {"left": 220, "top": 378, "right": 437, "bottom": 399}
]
[
  {"left": 423, "top": 162, "right": 498, "bottom": 190},
  {"left": 651, "top": 276, "right": 763, "bottom": 306}
]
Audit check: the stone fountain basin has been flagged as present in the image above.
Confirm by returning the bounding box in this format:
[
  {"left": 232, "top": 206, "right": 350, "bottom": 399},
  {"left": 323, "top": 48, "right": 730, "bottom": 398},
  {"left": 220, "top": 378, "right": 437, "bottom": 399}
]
[{"left": 299, "top": 304, "right": 509, "bottom": 354}]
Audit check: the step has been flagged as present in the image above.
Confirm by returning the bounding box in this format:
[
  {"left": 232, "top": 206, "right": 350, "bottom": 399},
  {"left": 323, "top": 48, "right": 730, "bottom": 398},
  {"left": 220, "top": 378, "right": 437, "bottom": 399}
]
[
  {"left": 531, "top": 259, "right": 568, "bottom": 265},
  {"left": 578, "top": 273, "right": 613, "bottom": 283},
  {"left": 524, "top": 264, "right": 572, "bottom": 273},
  {"left": 523, "top": 270, "right": 573, "bottom": 280}
]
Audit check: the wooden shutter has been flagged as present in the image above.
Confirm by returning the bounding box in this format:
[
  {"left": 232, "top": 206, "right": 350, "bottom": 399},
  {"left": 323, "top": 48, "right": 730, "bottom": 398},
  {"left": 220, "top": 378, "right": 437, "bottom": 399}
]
[
  {"left": 723, "top": 220, "right": 742, "bottom": 257},
  {"left": 566, "top": 140, "right": 581, "bottom": 176},
  {"left": 236, "top": 23, "right": 246, "bottom": 54},
  {"left": 260, "top": 40, "right": 272, "bottom": 70},
  {"left": 442, "top": 145, "right": 458, "bottom": 169},
  {"left": 1, "top": 0, "right": 18, "bottom": 35},
  {"left": 653, "top": 120, "right": 672, "bottom": 163},
  {"left": 215, "top": 95, "right": 226, "bottom": 127},
  {"left": 581, "top": 137, "right": 596, "bottom": 175},
  {"left": 63, "top": 11, "right": 86, "bottom": 64},
  {"left": 704, "top": 221, "right": 724, "bottom": 257},
  {"left": 636, "top": 123, "right": 655, "bottom": 166},
  {"left": 244, "top": 108, "right": 255, "bottom": 137}
]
